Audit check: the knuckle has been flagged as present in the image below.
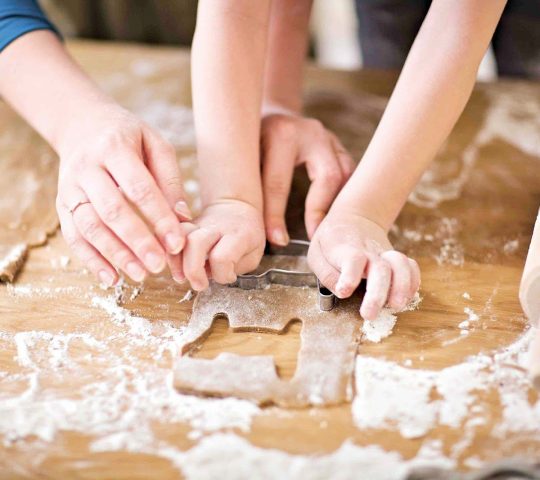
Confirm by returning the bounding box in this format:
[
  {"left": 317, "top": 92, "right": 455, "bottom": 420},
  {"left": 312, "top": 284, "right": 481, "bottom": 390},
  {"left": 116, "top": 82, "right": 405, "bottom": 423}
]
[
  {"left": 154, "top": 217, "right": 175, "bottom": 237},
  {"left": 270, "top": 118, "right": 296, "bottom": 141},
  {"left": 319, "top": 167, "right": 342, "bottom": 185},
  {"left": 86, "top": 257, "right": 105, "bottom": 275},
  {"left": 127, "top": 180, "right": 155, "bottom": 205},
  {"left": 264, "top": 175, "right": 290, "bottom": 196},
  {"left": 306, "top": 118, "right": 325, "bottom": 133},
  {"left": 165, "top": 175, "right": 183, "bottom": 190},
  {"left": 305, "top": 118, "right": 324, "bottom": 130},
  {"left": 78, "top": 217, "right": 101, "bottom": 242},
  {"left": 111, "top": 249, "right": 132, "bottom": 269},
  {"left": 98, "top": 130, "right": 132, "bottom": 152},
  {"left": 209, "top": 250, "right": 229, "bottom": 267},
  {"left": 241, "top": 257, "right": 260, "bottom": 274},
  {"left": 132, "top": 237, "right": 155, "bottom": 256},
  {"left": 101, "top": 200, "right": 123, "bottom": 224},
  {"left": 320, "top": 271, "right": 337, "bottom": 290},
  {"left": 384, "top": 250, "right": 408, "bottom": 264},
  {"left": 64, "top": 233, "right": 82, "bottom": 253}
]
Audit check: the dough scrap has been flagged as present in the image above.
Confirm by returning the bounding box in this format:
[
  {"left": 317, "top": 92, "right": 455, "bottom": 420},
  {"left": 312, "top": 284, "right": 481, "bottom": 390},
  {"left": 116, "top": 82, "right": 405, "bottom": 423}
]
[
  {"left": 0, "top": 103, "right": 59, "bottom": 282},
  {"left": 174, "top": 281, "right": 362, "bottom": 407}
]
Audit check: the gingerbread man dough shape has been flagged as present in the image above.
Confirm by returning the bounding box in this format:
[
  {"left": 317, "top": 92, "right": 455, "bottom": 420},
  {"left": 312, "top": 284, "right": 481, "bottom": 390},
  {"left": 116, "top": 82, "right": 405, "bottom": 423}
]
[{"left": 173, "top": 282, "right": 362, "bottom": 407}]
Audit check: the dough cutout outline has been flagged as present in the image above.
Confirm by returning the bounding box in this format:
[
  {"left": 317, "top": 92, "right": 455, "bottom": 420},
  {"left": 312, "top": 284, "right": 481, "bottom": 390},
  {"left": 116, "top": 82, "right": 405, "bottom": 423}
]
[{"left": 174, "top": 278, "right": 363, "bottom": 408}]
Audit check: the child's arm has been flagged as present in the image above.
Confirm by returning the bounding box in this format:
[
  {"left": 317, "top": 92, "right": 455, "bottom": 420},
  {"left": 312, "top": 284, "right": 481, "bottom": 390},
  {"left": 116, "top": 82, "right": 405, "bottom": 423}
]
[
  {"left": 0, "top": 30, "right": 192, "bottom": 286},
  {"left": 260, "top": 0, "right": 355, "bottom": 245},
  {"left": 309, "top": 0, "right": 507, "bottom": 320},
  {"left": 182, "top": 0, "right": 272, "bottom": 290}
]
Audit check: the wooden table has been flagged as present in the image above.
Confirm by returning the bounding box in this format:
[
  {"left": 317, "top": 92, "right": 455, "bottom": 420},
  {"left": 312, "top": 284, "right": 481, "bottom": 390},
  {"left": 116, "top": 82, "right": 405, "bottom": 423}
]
[{"left": 0, "top": 41, "right": 539, "bottom": 479}]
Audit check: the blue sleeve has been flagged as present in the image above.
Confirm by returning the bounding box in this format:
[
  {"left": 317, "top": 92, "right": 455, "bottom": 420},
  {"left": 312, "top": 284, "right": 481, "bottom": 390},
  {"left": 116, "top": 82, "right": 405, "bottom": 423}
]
[{"left": 0, "top": 0, "right": 60, "bottom": 53}]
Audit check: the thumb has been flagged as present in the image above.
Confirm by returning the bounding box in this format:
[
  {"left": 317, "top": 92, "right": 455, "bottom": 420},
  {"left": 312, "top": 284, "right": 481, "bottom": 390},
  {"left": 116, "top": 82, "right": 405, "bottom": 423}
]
[{"left": 143, "top": 126, "right": 192, "bottom": 221}]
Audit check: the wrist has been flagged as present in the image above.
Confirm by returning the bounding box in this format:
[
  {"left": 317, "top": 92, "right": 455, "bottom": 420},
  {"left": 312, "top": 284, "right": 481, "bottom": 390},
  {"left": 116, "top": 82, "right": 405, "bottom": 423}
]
[
  {"left": 261, "top": 100, "right": 300, "bottom": 119},
  {"left": 53, "top": 100, "right": 128, "bottom": 157},
  {"left": 200, "top": 184, "right": 263, "bottom": 213},
  {"left": 331, "top": 190, "right": 396, "bottom": 234}
]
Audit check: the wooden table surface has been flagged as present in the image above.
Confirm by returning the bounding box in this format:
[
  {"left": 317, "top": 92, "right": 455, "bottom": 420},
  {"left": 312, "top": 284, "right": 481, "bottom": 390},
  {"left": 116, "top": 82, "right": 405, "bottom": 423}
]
[{"left": 0, "top": 41, "right": 539, "bottom": 479}]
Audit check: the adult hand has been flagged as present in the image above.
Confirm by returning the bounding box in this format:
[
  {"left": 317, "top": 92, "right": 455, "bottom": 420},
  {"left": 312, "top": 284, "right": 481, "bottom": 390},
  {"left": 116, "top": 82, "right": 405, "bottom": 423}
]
[
  {"left": 56, "top": 104, "right": 192, "bottom": 286},
  {"left": 260, "top": 113, "right": 355, "bottom": 245}
]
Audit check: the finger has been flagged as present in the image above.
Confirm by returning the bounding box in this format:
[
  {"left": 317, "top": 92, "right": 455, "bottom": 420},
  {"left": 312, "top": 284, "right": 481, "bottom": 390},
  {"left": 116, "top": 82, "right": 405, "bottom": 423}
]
[
  {"left": 143, "top": 127, "right": 193, "bottom": 221},
  {"left": 168, "top": 222, "right": 200, "bottom": 283},
  {"left": 72, "top": 202, "right": 147, "bottom": 283},
  {"left": 104, "top": 149, "right": 186, "bottom": 255},
  {"left": 183, "top": 228, "right": 221, "bottom": 291},
  {"left": 360, "top": 258, "right": 392, "bottom": 321},
  {"left": 307, "top": 239, "right": 340, "bottom": 292},
  {"left": 208, "top": 235, "right": 249, "bottom": 284},
  {"left": 408, "top": 258, "right": 421, "bottom": 297},
  {"left": 167, "top": 253, "right": 184, "bottom": 283},
  {"left": 303, "top": 145, "right": 344, "bottom": 239},
  {"left": 261, "top": 122, "right": 297, "bottom": 246},
  {"left": 58, "top": 207, "right": 118, "bottom": 287},
  {"left": 80, "top": 167, "right": 167, "bottom": 274},
  {"left": 381, "top": 250, "right": 412, "bottom": 310},
  {"left": 335, "top": 254, "right": 367, "bottom": 299},
  {"left": 329, "top": 133, "right": 356, "bottom": 180},
  {"left": 236, "top": 245, "right": 265, "bottom": 275}
]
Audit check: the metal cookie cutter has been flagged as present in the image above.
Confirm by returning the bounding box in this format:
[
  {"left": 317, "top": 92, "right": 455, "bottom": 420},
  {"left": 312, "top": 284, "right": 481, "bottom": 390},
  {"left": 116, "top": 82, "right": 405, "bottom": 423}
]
[{"left": 230, "top": 239, "right": 336, "bottom": 311}]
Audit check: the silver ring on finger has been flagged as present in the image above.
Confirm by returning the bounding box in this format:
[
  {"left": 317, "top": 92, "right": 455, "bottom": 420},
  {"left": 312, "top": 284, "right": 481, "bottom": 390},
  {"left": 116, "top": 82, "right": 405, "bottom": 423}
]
[{"left": 68, "top": 200, "right": 91, "bottom": 215}]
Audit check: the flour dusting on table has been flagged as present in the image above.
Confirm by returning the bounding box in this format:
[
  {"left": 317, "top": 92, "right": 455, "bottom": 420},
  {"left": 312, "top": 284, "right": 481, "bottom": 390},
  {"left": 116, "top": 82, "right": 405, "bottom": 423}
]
[
  {"left": 353, "top": 328, "right": 540, "bottom": 448},
  {"left": 361, "top": 292, "right": 422, "bottom": 343}
]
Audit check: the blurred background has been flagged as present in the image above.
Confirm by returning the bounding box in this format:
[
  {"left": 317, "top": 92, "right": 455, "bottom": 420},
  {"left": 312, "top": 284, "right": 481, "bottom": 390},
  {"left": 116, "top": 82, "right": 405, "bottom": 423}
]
[{"left": 39, "top": 0, "right": 540, "bottom": 81}]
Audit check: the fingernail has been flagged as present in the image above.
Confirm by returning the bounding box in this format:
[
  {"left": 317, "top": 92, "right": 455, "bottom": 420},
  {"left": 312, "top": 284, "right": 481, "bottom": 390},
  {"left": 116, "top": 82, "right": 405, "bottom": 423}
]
[
  {"left": 165, "top": 232, "right": 184, "bottom": 254},
  {"left": 175, "top": 201, "right": 192, "bottom": 221},
  {"left": 98, "top": 270, "right": 115, "bottom": 287},
  {"left": 145, "top": 252, "right": 166, "bottom": 273},
  {"left": 335, "top": 279, "right": 348, "bottom": 298},
  {"left": 126, "top": 262, "right": 146, "bottom": 282},
  {"left": 173, "top": 273, "right": 186, "bottom": 284},
  {"left": 271, "top": 228, "right": 289, "bottom": 246}
]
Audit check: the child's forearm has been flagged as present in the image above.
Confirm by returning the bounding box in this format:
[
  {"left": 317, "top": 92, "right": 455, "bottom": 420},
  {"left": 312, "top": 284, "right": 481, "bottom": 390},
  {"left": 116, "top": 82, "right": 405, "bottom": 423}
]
[
  {"left": 192, "top": 0, "right": 272, "bottom": 211},
  {"left": 262, "top": 0, "right": 312, "bottom": 116},
  {"left": 336, "top": 0, "right": 507, "bottom": 231},
  {"left": 0, "top": 31, "right": 116, "bottom": 154}
]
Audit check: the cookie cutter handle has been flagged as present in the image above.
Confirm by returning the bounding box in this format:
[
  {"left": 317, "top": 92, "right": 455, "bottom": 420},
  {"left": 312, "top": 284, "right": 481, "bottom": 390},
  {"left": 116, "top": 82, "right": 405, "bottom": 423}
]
[{"left": 317, "top": 279, "right": 336, "bottom": 311}]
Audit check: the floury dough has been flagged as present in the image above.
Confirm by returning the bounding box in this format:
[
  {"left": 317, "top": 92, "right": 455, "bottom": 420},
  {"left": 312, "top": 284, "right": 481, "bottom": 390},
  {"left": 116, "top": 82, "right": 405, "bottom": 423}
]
[
  {"left": 0, "top": 103, "right": 59, "bottom": 281},
  {"left": 174, "top": 281, "right": 363, "bottom": 407}
]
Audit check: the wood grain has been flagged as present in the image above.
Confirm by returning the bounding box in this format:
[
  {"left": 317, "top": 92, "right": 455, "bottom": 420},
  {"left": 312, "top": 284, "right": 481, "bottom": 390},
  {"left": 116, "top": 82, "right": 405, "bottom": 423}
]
[{"left": 0, "top": 41, "right": 539, "bottom": 477}]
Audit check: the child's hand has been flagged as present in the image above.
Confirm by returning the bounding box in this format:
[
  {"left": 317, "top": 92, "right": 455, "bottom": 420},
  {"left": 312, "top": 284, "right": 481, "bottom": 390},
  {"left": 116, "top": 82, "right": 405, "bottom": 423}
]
[
  {"left": 56, "top": 105, "right": 192, "bottom": 286},
  {"left": 308, "top": 209, "right": 420, "bottom": 320},
  {"left": 181, "top": 200, "right": 266, "bottom": 291},
  {"left": 260, "top": 113, "right": 355, "bottom": 245}
]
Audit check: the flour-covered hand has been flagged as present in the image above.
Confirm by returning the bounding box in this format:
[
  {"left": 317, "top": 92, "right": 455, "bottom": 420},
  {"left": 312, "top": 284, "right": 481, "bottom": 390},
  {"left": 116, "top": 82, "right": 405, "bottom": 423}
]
[{"left": 307, "top": 209, "right": 420, "bottom": 320}]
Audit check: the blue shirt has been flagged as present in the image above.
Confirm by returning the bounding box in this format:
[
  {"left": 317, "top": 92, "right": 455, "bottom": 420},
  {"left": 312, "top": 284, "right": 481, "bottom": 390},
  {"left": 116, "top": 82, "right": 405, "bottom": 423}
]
[{"left": 0, "top": 0, "right": 59, "bottom": 52}]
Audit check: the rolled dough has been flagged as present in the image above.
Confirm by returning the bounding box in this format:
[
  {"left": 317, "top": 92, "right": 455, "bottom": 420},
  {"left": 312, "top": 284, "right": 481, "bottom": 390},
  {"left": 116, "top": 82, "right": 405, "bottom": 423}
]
[
  {"left": 174, "top": 281, "right": 362, "bottom": 407},
  {"left": 0, "top": 104, "right": 59, "bottom": 281}
]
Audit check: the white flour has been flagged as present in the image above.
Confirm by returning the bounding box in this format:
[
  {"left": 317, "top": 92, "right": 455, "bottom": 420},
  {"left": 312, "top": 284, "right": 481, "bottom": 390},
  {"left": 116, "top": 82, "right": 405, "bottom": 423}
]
[
  {"left": 135, "top": 101, "right": 195, "bottom": 148},
  {"left": 150, "top": 433, "right": 454, "bottom": 480},
  {"left": 0, "top": 279, "right": 538, "bottom": 476},
  {"left": 0, "top": 284, "right": 261, "bottom": 451},
  {"left": 361, "top": 293, "right": 422, "bottom": 343},
  {"left": 353, "top": 328, "right": 540, "bottom": 447},
  {"left": 409, "top": 84, "right": 540, "bottom": 210}
]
